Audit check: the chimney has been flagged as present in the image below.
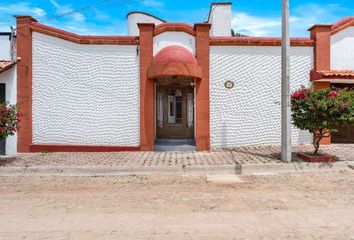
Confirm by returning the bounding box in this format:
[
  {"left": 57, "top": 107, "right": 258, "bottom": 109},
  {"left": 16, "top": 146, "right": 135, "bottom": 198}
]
[{"left": 207, "top": 2, "right": 232, "bottom": 36}]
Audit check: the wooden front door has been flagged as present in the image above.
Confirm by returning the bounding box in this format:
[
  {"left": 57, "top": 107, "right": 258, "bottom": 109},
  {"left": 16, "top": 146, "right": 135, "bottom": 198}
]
[
  {"left": 331, "top": 83, "right": 354, "bottom": 143},
  {"left": 156, "top": 78, "right": 194, "bottom": 139}
]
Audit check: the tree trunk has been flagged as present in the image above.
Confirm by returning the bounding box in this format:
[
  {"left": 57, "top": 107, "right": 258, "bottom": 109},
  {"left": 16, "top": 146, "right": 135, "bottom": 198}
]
[{"left": 313, "top": 130, "right": 324, "bottom": 155}]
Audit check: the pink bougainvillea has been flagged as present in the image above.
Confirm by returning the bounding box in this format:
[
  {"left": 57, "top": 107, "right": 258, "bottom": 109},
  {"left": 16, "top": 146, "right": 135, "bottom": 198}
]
[
  {"left": 0, "top": 103, "right": 21, "bottom": 140},
  {"left": 291, "top": 87, "right": 354, "bottom": 154}
]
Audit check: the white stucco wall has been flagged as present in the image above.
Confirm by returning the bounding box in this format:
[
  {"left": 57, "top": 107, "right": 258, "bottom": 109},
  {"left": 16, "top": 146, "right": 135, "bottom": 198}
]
[
  {"left": 0, "top": 66, "right": 17, "bottom": 154},
  {"left": 153, "top": 32, "right": 195, "bottom": 56},
  {"left": 127, "top": 12, "right": 164, "bottom": 36},
  {"left": 32, "top": 32, "right": 140, "bottom": 146},
  {"left": 208, "top": 4, "right": 232, "bottom": 37},
  {"left": 0, "top": 34, "right": 11, "bottom": 60},
  {"left": 210, "top": 46, "right": 313, "bottom": 148},
  {"left": 331, "top": 26, "right": 354, "bottom": 70}
]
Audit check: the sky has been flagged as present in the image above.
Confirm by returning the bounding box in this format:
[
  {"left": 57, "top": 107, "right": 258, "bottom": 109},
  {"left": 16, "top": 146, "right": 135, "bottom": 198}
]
[{"left": 0, "top": 0, "right": 353, "bottom": 37}]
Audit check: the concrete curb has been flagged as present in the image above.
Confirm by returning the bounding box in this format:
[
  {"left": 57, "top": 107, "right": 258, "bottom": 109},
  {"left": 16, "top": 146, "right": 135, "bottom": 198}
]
[{"left": 0, "top": 161, "right": 353, "bottom": 176}]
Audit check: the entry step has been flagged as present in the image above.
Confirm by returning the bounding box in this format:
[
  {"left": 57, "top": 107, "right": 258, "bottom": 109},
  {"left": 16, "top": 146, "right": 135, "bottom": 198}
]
[{"left": 155, "top": 139, "right": 196, "bottom": 151}]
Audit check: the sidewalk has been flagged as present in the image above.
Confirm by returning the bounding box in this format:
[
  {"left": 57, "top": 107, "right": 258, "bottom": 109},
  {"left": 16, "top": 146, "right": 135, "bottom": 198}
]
[
  {"left": 0, "top": 144, "right": 353, "bottom": 176},
  {"left": 1, "top": 144, "right": 353, "bottom": 167}
]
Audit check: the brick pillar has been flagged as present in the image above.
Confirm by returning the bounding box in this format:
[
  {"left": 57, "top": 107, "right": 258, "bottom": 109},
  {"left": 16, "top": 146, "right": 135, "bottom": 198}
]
[
  {"left": 16, "top": 16, "right": 36, "bottom": 152},
  {"left": 309, "top": 25, "right": 332, "bottom": 145},
  {"left": 138, "top": 23, "right": 155, "bottom": 151},
  {"left": 309, "top": 25, "right": 332, "bottom": 71},
  {"left": 194, "top": 23, "right": 211, "bottom": 151}
]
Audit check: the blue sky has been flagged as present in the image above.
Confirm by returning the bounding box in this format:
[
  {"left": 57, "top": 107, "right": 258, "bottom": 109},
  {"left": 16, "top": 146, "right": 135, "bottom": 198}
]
[{"left": 0, "top": 0, "right": 353, "bottom": 36}]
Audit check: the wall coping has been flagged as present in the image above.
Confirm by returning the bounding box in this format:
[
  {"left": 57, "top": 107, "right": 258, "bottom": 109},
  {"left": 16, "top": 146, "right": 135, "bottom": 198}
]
[
  {"left": 30, "top": 22, "right": 139, "bottom": 45},
  {"left": 210, "top": 36, "right": 314, "bottom": 46}
]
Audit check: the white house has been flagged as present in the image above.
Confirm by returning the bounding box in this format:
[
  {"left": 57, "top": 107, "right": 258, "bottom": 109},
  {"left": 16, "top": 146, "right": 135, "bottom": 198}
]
[{"left": 10, "top": 2, "right": 354, "bottom": 154}]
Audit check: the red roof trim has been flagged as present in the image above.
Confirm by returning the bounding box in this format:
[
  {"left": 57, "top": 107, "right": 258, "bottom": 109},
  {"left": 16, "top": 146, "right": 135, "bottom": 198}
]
[
  {"left": 331, "top": 17, "right": 354, "bottom": 35},
  {"left": 210, "top": 37, "right": 314, "bottom": 46},
  {"left": 0, "top": 61, "right": 16, "bottom": 74},
  {"left": 311, "top": 70, "right": 354, "bottom": 81},
  {"left": 308, "top": 17, "right": 354, "bottom": 35},
  {"left": 154, "top": 22, "right": 195, "bottom": 36},
  {"left": 30, "top": 22, "right": 139, "bottom": 45}
]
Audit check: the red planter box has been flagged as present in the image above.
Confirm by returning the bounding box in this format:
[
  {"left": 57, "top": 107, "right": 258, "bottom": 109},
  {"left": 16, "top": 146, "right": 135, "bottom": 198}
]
[{"left": 297, "top": 152, "right": 336, "bottom": 162}]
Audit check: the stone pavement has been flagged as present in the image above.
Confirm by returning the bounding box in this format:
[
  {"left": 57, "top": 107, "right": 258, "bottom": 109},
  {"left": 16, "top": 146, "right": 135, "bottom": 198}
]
[{"left": 0, "top": 144, "right": 353, "bottom": 168}]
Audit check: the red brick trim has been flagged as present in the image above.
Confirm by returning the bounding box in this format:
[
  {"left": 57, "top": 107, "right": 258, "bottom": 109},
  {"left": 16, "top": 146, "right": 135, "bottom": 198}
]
[
  {"left": 148, "top": 63, "right": 202, "bottom": 79},
  {"left": 138, "top": 23, "right": 155, "bottom": 151},
  {"left": 331, "top": 17, "right": 354, "bottom": 35},
  {"left": 16, "top": 16, "right": 36, "bottom": 152},
  {"left": 311, "top": 70, "right": 354, "bottom": 81},
  {"left": 30, "top": 22, "right": 139, "bottom": 45},
  {"left": 154, "top": 23, "right": 195, "bottom": 36},
  {"left": 308, "top": 24, "right": 332, "bottom": 31},
  {"left": 308, "top": 17, "right": 354, "bottom": 36},
  {"left": 194, "top": 23, "right": 211, "bottom": 151},
  {"left": 0, "top": 61, "right": 16, "bottom": 73},
  {"left": 29, "top": 144, "right": 140, "bottom": 152},
  {"left": 210, "top": 37, "right": 314, "bottom": 46},
  {"left": 309, "top": 25, "right": 331, "bottom": 71}
]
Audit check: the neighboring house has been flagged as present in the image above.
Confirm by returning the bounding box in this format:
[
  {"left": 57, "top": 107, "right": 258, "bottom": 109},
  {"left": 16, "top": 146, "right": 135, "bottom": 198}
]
[
  {"left": 0, "top": 32, "right": 17, "bottom": 155},
  {"left": 12, "top": 2, "right": 354, "bottom": 154}
]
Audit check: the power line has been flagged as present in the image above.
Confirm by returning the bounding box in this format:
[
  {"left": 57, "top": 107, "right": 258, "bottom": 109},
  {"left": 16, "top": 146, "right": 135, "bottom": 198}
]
[
  {"left": 203, "top": 2, "right": 218, "bottom": 22},
  {"left": 12, "top": 0, "right": 146, "bottom": 32},
  {"left": 0, "top": 0, "right": 20, "bottom": 6},
  {"left": 46, "top": 0, "right": 143, "bottom": 21},
  {"left": 47, "top": 0, "right": 110, "bottom": 20}
]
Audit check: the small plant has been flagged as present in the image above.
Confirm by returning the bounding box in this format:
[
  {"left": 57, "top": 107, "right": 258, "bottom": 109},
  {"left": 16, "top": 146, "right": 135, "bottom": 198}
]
[
  {"left": 291, "top": 86, "right": 354, "bottom": 154},
  {"left": 0, "top": 102, "right": 21, "bottom": 140}
]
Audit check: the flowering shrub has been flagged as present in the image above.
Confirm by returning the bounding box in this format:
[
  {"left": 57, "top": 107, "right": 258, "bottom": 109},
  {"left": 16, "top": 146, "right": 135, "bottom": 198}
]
[
  {"left": 0, "top": 103, "right": 21, "bottom": 140},
  {"left": 291, "top": 86, "right": 354, "bottom": 154}
]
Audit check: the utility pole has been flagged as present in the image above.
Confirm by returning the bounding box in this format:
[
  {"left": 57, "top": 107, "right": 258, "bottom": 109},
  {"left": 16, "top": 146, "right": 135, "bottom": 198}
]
[{"left": 281, "top": 0, "right": 291, "bottom": 162}]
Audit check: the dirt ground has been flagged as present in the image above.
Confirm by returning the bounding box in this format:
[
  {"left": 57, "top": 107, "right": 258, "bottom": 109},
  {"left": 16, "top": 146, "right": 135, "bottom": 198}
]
[{"left": 0, "top": 171, "right": 354, "bottom": 240}]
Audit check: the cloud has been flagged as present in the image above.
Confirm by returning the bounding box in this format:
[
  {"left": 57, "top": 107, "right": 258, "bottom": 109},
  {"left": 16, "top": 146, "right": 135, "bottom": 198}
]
[
  {"left": 0, "top": 2, "right": 47, "bottom": 18},
  {"left": 232, "top": 12, "right": 280, "bottom": 36},
  {"left": 142, "top": 0, "right": 164, "bottom": 7},
  {"left": 0, "top": 1, "right": 47, "bottom": 31},
  {"left": 232, "top": 3, "right": 353, "bottom": 37},
  {"left": 49, "top": 0, "right": 85, "bottom": 22}
]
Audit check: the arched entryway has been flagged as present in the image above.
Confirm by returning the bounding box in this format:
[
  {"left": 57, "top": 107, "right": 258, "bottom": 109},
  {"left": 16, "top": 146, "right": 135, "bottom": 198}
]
[
  {"left": 155, "top": 77, "right": 195, "bottom": 140},
  {"left": 148, "top": 46, "right": 201, "bottom": 150}
]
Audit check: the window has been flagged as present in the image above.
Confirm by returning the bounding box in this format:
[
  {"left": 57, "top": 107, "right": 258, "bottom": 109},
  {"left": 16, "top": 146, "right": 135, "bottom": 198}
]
[
  {"left": 157, "top": 93, "right": 163, "bottom": 128},
  {"left": 167, "top": 89, "right": 182, "bottom": 124},
  {"left": 187, "top": 93, "right": 194, "bottom": 127}
]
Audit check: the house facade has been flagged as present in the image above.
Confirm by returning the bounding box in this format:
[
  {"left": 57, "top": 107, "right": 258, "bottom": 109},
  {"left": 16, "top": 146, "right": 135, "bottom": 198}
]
[
  {"left": 0, "top": 31, "right": 16, "bottom": 155},
  {"left": 9, "top": 2, "right": 354, "bottom": 153}
]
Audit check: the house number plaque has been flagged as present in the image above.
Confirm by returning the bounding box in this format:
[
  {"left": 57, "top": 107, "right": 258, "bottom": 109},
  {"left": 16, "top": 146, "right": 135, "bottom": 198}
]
[{"left": 224, "top": 80, "right": 234, "bottom": 89}]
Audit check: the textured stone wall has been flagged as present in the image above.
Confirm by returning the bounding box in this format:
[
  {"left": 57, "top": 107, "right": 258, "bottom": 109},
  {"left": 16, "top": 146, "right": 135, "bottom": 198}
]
[
  {"left": 210, "top": 46, "right": 313, "bottom": 147},
  {"left": 208, "top": 4, "right": 232, "bottom": 37},
  {"left": 32, "top": 32, "right": 140, "bottom": 146},
  {"left": 127, "top": 13, "right": 163, "bottom": 36},
  {"left": 153, "top": 32, "right": 195, "bottom": 56},
  {"left": 331, "top": 26, "right": 354, "bottom": 70}
]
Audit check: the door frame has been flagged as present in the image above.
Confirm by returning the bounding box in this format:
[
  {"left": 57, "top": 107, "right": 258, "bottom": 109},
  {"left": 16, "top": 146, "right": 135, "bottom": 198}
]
[
  {"left": 0, "top": 83, "right": 6, "bottom": 155},
  {"left": 154, "top": 78, "right": 196, "bottom": 141}
]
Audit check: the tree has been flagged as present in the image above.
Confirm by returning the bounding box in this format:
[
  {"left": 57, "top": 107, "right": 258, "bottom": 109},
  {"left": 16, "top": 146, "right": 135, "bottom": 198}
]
[
  {"left": 291, "top": 87, "right": 354, "bottom": 154},
  {"left": 0, "top": 103, "right": 21, "bottom": 140}
]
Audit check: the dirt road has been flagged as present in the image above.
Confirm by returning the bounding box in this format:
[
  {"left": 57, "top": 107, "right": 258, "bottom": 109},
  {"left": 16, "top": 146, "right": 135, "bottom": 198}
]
[{"left": 0, "top": 171, "right": 353, "bottom": 239}]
